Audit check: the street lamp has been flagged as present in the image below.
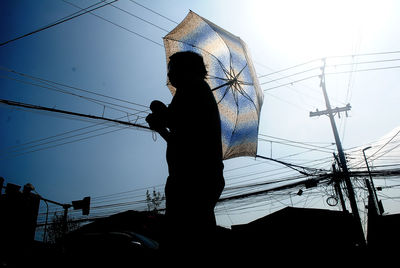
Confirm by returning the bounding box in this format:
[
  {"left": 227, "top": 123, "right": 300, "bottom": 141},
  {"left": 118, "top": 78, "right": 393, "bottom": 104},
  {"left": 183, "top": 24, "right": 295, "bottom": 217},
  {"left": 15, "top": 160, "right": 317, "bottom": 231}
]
[{"left": 362, "top": 146, "right": 383, "bottom": 215}]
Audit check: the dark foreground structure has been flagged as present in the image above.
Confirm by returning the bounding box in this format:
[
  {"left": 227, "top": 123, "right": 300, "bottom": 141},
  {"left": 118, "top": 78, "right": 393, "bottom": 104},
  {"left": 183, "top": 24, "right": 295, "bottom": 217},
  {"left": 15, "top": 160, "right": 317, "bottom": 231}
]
[{"left": 2, "top": 207, "right": 400, "bottom": 266}]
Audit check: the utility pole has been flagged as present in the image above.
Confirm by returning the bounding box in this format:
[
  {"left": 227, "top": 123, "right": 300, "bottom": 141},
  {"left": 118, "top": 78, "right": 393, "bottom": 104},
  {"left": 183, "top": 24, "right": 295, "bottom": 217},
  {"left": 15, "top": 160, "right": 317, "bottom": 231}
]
[
  {"left": 40, "top": 196, "right": 89, "bottom": 238},
  {"left": 40, "top": 197, "right": 71, "bottom": 237},
  {"left": 362, "top": 146, "right": 384, "bottom": 215},
  {"left": 310, "top": 58, "right": 366, "bottom": 246},
  {"left": 332, "top": 157, "right": 347, "bottom": 212}
]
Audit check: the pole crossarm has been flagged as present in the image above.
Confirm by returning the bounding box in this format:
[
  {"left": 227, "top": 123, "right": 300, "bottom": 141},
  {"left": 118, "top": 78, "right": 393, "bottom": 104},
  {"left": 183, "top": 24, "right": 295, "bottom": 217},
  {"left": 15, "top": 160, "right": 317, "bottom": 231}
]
[
  {"left": 310, "top": 103, "right": 351, "bottom": 117},
  {"left": 40, "top": 196, "right": 71, "bottom": 209}
]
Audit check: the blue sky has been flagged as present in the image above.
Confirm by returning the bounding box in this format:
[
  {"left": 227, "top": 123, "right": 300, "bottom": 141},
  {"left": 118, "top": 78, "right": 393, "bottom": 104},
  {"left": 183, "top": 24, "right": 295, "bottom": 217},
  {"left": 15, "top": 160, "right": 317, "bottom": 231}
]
[{"left": 1, "top": 0, "right": 400, "bottom": 229}]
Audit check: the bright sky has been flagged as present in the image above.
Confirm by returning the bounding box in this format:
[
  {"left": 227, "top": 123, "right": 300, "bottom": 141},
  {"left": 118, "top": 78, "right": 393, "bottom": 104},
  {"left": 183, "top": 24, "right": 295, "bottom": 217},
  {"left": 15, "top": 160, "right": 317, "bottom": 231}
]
[{"left": 1, "top": 0, "right": 400, "bottom": 230}]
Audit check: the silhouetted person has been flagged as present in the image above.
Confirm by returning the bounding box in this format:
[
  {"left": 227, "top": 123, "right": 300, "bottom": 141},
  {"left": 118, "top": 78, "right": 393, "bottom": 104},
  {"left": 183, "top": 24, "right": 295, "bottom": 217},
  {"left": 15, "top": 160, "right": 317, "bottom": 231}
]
[{"left": 146, "top": 51, "right": 224, "bottom": 259}]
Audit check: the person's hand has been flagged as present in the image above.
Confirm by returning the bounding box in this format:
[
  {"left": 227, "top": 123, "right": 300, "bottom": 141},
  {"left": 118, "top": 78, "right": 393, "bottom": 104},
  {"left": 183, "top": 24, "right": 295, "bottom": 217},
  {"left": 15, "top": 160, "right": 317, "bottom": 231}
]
[
  {"left": 146, "top": 100, "right": 167, "bottom": 131},
  {"left": 150, "top": 100, "right": 167, "bottom": 114},
  {"left": 146, "top": 113, "right": 163, "bottom": 131}
]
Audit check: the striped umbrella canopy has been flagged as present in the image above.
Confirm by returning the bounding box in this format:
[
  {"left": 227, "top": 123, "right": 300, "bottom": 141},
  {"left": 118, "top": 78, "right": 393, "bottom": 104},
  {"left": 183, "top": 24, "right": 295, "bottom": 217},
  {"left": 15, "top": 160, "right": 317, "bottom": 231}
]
[{"left": 163, "top": 11, "right": 264, "bottom": 160}]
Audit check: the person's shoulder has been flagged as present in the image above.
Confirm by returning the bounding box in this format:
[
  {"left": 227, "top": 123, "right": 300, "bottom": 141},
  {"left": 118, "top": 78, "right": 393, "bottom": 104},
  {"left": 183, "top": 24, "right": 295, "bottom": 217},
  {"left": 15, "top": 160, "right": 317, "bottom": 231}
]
[
  {"left": 201, "top": 80, "right": 212, "bottom": 89},
  {"left": 197, "top": 80, "right": 214, "bottom": 96}
]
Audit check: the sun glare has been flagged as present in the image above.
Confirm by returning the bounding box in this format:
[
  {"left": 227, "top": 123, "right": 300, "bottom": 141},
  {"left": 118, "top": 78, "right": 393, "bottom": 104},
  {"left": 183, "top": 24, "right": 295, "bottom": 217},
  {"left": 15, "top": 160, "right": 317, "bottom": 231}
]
[{"left": 250, "top": 0, "right": 389, "bottom": 60}]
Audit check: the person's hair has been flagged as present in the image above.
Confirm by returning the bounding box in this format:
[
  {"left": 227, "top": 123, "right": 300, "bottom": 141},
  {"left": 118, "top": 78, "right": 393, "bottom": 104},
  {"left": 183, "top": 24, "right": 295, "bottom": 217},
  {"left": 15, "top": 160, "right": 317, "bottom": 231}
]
[{"left": 168, "top": 51, "right": 207, "bottom": 80}]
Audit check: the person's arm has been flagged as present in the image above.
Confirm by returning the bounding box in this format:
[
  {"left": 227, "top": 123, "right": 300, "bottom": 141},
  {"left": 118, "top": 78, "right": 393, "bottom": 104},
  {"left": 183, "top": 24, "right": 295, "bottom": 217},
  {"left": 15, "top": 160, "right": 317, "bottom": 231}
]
[
  {"left": 145, "top": 113, "right": 170, "bottom": 142},
  {"left": 155, "top": 127, "right": 170, "bottom": 142},
  {"left": 146, "top": 100, "right": 171, "bottom": 142}
]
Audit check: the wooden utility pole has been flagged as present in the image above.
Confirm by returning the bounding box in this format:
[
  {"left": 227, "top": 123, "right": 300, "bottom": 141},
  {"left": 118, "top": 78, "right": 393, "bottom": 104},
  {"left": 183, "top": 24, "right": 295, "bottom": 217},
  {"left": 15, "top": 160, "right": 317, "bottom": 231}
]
[
  {"left": 332, "top": 159, "right": 347, "bottom": 212},
  {"left": 362, "top": 147, "right": 384, "bottom": 215},
  {"left": 310, "top": 58, "right": 366, "bottom": 246}
]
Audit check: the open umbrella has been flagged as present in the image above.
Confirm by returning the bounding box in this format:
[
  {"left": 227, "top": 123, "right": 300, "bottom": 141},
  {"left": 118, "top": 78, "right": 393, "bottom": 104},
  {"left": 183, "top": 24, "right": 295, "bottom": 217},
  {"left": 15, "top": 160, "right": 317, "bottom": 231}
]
[{"left": 163, "top": 11, "right": 264, "bottom": 160}]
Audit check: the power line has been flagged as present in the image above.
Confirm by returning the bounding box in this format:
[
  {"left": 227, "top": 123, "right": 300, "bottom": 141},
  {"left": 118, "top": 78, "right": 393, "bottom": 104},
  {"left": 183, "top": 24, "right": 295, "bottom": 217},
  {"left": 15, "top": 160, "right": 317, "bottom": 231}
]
[
  {"left": 0, "top": 74, "right": 148, "bottom": 115},
  {"left": 0, "top": 113, "right": 130, "bottom": 152},
  {"left": 258, "top": 56, "right": 400, "bottom": 110},
  {"left": 263, "top": 75, "right": 320, "bottom": 91},
  {"left": 256, "top": 154, "right": 326, "bottom": 175},
  {"left": 2, "top": 126, "right": 130, "bottom": 160},
  {"left": 225, "top": 165, "right": 293, "bottom": 182},
  {"left": 326, "top": 58, "right": 400, "bottom": 68},
  {"left": 35, "top": 168, "right": 400, "bottom": 224},
  {"left": 369, "top": 129, "right": 400, "bottom": 160},
  {"left": 62, "top": 0, "right": 163, "bottom": 47},
  {"left": 258, "top": 50, "right": 400, "bottom": 79},
  {"left": 225, "top": 155, "right": 334, "bottom": 188},
  {"left": 2, "top": 120, "right": 124, "bottom": 157},
  {"left": 0, "top": 98, "right": 150, "bottom": 130},
  {"left": 263, "top": 91, "right": 311, "bottom": 111},
  {"left": 0, "top": 108, "right": 149, "bottom": 157},
  {"left": 219, "top": 174, "right": 329, "bottom": 203},
  {"left": 0, "top": 0, "right": 118, "bottom": 47},
  {"left": 109, "top": 2, "right": 170, "bottom": 32},
  {"left": 91, "top": 184, "right": 165, "bottom": 202},
  {"left": 34, "top": 157, "right": 334, "bottom": 220},
  {"left": 128, "top": 0, "right": 179, "bottom": 25},
  {"left": 52, "top": 175, "right": 308, "bottom": 220},
  {"left": 51, "top": 1, "right": 106, "bottom": 24},
  {"left": 0, "top": 68, "right": 152, "bottom": 156},
  {"left": 262, "top": 64, "right": 400, "bottom": 92},
  {"left": 258, "top": 138, "right": 334, "bottom": 155},
  {"left": 257, "top": 64, "right": 336, "bottom": 109},
  {"left": 37, "top": 184, "right": 166, "bottom": 217},
  {"left": 347, "top": 129, "right": 400, "bottom": 168},
  {"left": 258, "top": 133, "right": 335, "bottom": 152},
  {"left": 259, "top": 57, "right": 400, "bottom": 103},
  {"left": 371, "top": 143, "right": 400, "bottom": 163},
  {"left": 259, "top": 66, "right": 321, "bottom": 85},
  {"left": 326, "top": 50, "right": 400, "bottom": 59},
  {"left": 41, "top": 167, "right": 400, "bottom": 224},
  {"left": 0, "top": 66, "right": 150, "bottom": 111},
  {"left": 258, "top": 58, "right": 322, "bottom": 78},
  {"left": 0, "top": 97, "right": 152, "bottom": 157},
  {"left": 325, "top": 65, "right": 400, "bottom": 76}
]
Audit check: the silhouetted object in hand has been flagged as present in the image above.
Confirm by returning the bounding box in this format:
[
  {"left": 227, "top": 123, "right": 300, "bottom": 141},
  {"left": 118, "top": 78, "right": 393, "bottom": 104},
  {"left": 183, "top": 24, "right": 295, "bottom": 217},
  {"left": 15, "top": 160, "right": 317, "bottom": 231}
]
[{"left": 146, "top": 51, "right": 225, "bottom": 258}]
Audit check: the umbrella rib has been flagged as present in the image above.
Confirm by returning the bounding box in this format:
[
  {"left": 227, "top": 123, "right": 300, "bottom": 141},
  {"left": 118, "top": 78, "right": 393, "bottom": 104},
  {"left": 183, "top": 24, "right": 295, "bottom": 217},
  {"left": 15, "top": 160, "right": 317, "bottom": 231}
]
[
  {"left": 216, "top": 84, "right": 232, "bottom": 104},
  {"left": 210, "top": 61, "right": 234, "bottom": 92},
  {"left": 207, "top": 75, "right": 230, "bottom": 81},
  {"left": 233, "top": 84, "right": 240, "bottom": 106},
  {"left": 238, "top": 81, "right": 254, "bottom": 86},
  {"left": 236, "top": 63, "right": 247, "bottom": 78},
  {"left": 229, "top": 55, "right": 234, "bottom": 79},
  {"left": 225, "top": 88, "right": 241, "bottom": 157},
  {"left": 230, "top": 63, "right": 248, "bottom": 84},
  {"left": 234, "top": 63, "right": 258, "bottom": 110},
  {"left": 228, "top": 62, "right": 258, "bottom": 110},
  {"left": 212, "top": 81, "right": 233, "bottom": 92},
  {"left": 230, "top": 63, "right": 253, "bottom": 86},
  {"left": 237, "top": 83, "right": 258, "bottom": 112},
  {"left": 219, "top": 65, "right": 232, "bottom": 83}
]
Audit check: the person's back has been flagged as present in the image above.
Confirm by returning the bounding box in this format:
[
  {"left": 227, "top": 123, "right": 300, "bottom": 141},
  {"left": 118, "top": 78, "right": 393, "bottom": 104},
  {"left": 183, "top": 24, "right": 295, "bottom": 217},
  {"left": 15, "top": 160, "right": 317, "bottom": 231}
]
[
  {"left": 165, "top": 77, "right": 224, "bottom": 223},
  {"left": 146, "top": 51, "right": 225, "bottom": 257},
  {"left": 166, "top": 78, "right": 223, "bottom": 181}
]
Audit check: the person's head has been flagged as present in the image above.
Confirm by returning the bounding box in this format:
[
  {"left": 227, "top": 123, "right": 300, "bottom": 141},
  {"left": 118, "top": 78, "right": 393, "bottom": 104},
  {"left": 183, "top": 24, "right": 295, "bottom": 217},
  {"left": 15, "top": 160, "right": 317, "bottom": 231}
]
[{"left": 167, "top": 51, "right": 207, "bottom": 88}]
